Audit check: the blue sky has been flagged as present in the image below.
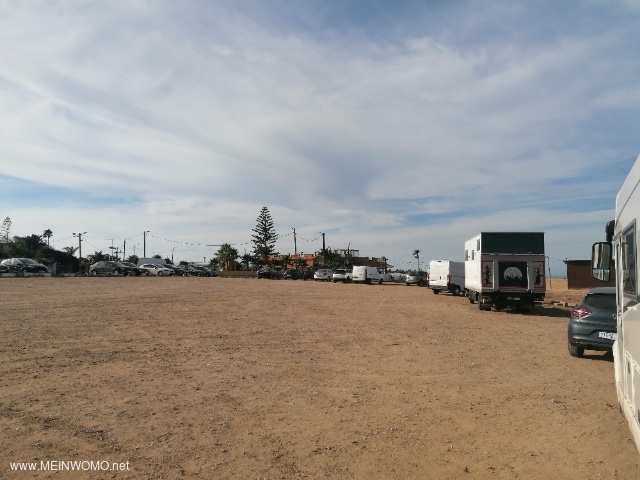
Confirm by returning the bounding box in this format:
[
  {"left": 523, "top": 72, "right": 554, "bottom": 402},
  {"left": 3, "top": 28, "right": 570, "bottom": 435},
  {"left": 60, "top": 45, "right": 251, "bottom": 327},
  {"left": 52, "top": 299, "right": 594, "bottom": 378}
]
[{"left": 1, "top": 0, "right": 639, "bottom": 272}]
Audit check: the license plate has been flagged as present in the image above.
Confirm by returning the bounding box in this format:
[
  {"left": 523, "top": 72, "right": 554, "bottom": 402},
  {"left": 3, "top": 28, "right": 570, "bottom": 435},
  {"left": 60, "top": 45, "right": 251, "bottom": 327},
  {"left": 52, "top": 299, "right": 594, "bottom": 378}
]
[
  {"left": 598, "top": 332, "right": 616, "bottom": 340},
  {"left": 506, "top": 297, "right": 520, "bottom": 301}
]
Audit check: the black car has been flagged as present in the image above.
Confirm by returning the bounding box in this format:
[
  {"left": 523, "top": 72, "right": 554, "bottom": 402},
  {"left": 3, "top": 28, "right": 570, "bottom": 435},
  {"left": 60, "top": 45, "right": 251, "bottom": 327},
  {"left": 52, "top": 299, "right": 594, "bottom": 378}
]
[
  {"left": 0, "top": 258, "right": 49, "bottom": 273},
  {"left": 257, "top": 268, "right": 281, "bottom": 279},
  {"left": 568, "top": 286, "right": 617, "bottom": 358},
  {"left": 120, "top": 262, "right": 145, "bottom": 276},
  {"left": 89, "top": 261, "right": 133, "bottom": 276},
  {"left": 282, "top": 268, "right": 305, "bottom": 280},
  {"left": 164, "top": 264, "right": 189, "bottom": 276},
  {"left": 0, "top": 263, "right": 10, "bottom": 273}
]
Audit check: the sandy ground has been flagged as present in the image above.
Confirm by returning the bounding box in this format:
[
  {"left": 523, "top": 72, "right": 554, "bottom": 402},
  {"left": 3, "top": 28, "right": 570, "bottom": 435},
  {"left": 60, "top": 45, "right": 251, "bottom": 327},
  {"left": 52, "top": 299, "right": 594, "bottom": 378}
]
[{"left": 1, "top": 277, "right": 637, "bottom": 479}]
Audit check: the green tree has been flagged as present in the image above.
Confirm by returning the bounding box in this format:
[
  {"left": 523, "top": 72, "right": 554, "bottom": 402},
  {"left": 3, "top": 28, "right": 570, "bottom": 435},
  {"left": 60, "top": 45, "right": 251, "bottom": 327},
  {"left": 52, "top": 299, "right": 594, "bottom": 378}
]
[
  {"left": 251, "top": 207, "right": 277, "bottom": 263},
  {"left": 42, "top": 229, "right": 53, "bottom": 246},
  {"left": 215, "top": 243, "right": 238, "bottom": 271},
  {"left": 126, "top": 255, "right": 139, "bottom": 264},
  {"left": 87, "top": 251, "right": 109, "bottom": 263},
  {"left": 413, "top": 249, "right": 421, "bottom": 272},
  {"left": 0, "top": 217, "right": 11, "bottom": 243},
  {"left": 240, "top": 252, "right": 255, "bottom": 270}
]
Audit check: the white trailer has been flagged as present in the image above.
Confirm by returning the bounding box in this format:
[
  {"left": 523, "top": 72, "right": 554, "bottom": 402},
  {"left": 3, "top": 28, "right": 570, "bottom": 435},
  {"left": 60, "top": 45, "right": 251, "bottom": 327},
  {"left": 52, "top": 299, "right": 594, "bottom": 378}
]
[
  {"left": 352, "top": 265, "right": 388, "bottom": 284},
  {"left": 464, "top": 232, "right": 546, "bottom": 311},
  {"left": 592, "top": 152, "right": 640, "bottom": 455},
  {"left": 428, "top": 260, "right": 465, "bottom": 295}
]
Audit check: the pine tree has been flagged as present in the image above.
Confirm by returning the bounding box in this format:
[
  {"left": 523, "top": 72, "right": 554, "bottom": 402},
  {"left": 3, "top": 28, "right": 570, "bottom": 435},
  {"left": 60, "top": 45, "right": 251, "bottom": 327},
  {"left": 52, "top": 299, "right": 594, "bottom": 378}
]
[
  {"left": 251, "top": 207, "right": 277, "bottom": 262},
  {"left": 0, "top": 217, "right": 11, "bottom": 243}
]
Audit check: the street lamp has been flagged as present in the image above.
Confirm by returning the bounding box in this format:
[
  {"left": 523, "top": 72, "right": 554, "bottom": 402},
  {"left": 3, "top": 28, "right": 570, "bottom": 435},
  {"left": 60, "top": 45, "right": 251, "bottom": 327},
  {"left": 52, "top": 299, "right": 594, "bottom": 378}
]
[
  {"left": 72, "top": 232, "right": 87, "bottom": 274},
  {"left": 143, "top": 231, "right": 150, "bottom": 257}
]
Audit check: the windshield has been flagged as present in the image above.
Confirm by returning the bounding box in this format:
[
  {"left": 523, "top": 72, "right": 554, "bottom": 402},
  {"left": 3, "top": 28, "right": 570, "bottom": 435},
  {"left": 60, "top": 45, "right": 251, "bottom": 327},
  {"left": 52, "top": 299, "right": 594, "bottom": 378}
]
[
  {"left": 19, "top": 258, "right": 38, "bottom": 265},
  {"left": 584, "top": 293, "right": 616, "bottom": 310}
]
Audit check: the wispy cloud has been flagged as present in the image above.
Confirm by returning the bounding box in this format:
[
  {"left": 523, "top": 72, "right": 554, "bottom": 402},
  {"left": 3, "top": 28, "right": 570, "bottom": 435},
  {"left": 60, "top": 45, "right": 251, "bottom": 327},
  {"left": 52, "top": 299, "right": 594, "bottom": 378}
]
[{"left": 0, "top": 0, "right": 638, "bottom": 271}]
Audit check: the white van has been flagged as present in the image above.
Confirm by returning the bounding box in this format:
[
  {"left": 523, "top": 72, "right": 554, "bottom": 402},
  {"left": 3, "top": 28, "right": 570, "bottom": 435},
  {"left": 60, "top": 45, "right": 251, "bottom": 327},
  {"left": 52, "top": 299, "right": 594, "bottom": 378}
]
[
  {"left": 429, "top": 260, "right": 465, "bottom": 295},
  {"left": 352, "top": 265, "right": 386, "bottom": 284}
]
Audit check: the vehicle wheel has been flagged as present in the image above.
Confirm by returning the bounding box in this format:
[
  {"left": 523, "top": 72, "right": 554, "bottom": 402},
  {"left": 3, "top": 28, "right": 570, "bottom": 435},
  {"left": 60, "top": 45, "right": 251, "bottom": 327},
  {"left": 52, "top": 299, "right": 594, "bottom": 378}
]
[
  {"left": 453, "top": 286, "right": 461, "bottom": 296},
  {"left": 433, "top": 289, "right": 440, "bottom": 294},
  {"left": 469, "top": 295, "right": 475, "bottom": 304},
  {"left": 568, "top": 342, "right": 585, "bottom": 358},
  {"left": 334, "top": 279, "right": 337, "bottom": 283},
  {"left": 113, "top": 270, "right": 119, "bottom": 276},
  {"left": 405, "top": 283, "right": 410, "bottom": 286},
  {"left": 157, "top": 271, "right": 163, "bottom": 276},
  {"left": 91, "top": 270, "right": 98, "bottom": 276},
  {"left": 378, "top": 278, "right": 383, "bottom": 284}
]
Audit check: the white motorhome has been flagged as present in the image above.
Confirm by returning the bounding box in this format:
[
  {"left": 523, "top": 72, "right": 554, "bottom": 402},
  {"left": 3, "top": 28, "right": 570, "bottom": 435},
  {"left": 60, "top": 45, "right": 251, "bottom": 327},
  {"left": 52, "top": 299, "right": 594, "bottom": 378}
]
[
  {"left": 592, "top": 152, "right": 640, "bottom": 455},
  {"left": 428, "top": 260, "right": 465, "bottom": 295},
  {"left": 464, "top": 232, "right": 546, "bottom": 311},
  {"left": 352, "top": 265, "right": 388, "bottom": 284}
]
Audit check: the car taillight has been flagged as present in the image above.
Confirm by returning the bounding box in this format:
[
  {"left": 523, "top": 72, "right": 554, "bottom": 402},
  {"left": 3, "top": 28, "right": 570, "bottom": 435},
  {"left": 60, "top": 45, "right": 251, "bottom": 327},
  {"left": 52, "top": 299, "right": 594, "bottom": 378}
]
[{"left": 571, "top": 308, "right": 592, "bottom": 319}]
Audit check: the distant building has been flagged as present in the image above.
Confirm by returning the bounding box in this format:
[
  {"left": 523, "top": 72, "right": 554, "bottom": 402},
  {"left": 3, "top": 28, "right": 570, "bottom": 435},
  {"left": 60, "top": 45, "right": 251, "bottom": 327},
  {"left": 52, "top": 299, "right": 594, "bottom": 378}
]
[{"left": 564, "top": 259, "right": 615, "bottom": 289}]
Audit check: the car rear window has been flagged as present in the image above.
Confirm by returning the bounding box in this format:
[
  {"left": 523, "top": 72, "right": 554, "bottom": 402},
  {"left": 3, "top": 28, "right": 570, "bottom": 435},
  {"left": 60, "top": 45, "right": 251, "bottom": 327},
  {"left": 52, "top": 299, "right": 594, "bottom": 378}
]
[{"left": 583, "top": 293, "right": 616, "bottom": 310}]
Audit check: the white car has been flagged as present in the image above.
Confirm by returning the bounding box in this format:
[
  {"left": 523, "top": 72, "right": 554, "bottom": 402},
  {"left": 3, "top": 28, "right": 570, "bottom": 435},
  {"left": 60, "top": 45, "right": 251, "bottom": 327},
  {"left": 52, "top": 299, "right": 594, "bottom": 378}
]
[
  {"left": 314, "top": 269, "right": 333, "bottom": 281},
  {"left": 332, "top": 268, "right": 352, "bottom": 283},
  {"left": 139, "top": 264, "right": 173, "bottom": 276}
]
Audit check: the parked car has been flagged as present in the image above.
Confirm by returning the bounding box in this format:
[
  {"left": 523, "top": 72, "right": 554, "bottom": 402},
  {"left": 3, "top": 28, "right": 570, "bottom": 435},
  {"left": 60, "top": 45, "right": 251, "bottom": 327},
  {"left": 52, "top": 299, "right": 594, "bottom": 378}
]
[
  {"left": 0, "top": 263, "right": 10, "bottom": 273},
  {"left": 283, "top": 268, "right": 305, "bottom": 280},
  {"left": 405, "top": 271, "right": 428, "bottom": 286},
  {"left": 120, "top": 262, "right": 145, "bottom": 276},
  {"left": 568, "top": 286, "right": 617, "bottom": 358},
  {"left": 183, "top": 265, "right": 204, "bottom": 276},
  {"left": 257, "top": 268, "right": 281, "bottom": 279},
  {"left": 164, "top": 264, "right": 189, "bottom": 276},
  {"left": 89, "top": 261, "right": 134, "bottom": 276},
  {"left": 0, "top": 258, "right": 49, "bottom": 273},
  {"left": 314, "top": 269, "right": 333, "bottom": 281},
  {"left": 139, "top": 264, "right": 173, "bottom": 276},
  {"left": 332, "top": 268, "right": 353, "bottom": 283}
]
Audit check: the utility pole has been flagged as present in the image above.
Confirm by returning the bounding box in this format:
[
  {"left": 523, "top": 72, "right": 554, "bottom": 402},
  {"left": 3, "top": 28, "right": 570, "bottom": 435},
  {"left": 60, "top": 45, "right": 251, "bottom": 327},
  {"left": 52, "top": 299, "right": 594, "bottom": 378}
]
[
  {"left": 321, "top": 232, "right": 325, "bottom": 251},
  {"left": 143, "top": 231, "right": 150, "bottom": 257},
  {"left": 123, "top": 239, "right": 126, "bottom": 260},
  {"left": 72, "top": 232, "right": 86, "bottom": 274}
]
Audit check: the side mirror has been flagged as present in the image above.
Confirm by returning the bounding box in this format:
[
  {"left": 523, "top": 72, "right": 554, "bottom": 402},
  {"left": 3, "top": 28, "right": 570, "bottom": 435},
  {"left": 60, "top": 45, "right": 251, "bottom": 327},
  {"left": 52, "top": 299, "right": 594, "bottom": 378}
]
[{"left": 592, "top": 242, "right": 612, "bottom": 282}]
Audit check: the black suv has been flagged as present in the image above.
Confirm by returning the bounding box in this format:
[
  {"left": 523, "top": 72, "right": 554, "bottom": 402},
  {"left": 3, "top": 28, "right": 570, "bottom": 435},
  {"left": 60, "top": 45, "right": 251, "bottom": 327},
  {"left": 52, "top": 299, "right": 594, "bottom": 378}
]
[{"left": 567, "top": 287, "right": 616, "bottom": 358}]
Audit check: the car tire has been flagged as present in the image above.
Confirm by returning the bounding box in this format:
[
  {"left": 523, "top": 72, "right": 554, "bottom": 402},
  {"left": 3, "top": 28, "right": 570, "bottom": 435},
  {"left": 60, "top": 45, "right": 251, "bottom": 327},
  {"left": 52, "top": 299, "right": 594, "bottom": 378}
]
[
  {"left": 158, "top": 271, "right": 164, "bottom": 276},
  {"left": 433, "top": 290, "right": 440, "bottom": 294},
  {"left": 453, "top": 286, "right": 461, "bottom": 296},
  {"left": 568, "top": 342, "right": 585, "bottom": 358},
  {"left": 91, "top": 270, "right": 97, "bottom": 276}
]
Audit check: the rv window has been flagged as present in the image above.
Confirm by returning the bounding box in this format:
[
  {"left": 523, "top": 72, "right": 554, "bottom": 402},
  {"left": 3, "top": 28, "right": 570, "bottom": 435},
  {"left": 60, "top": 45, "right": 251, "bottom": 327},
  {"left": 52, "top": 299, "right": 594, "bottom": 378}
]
[
  {"left": 471, "top": 250, "right": 475, "bottom": 260},
  {"left": 477, "top": 239, "right": 480, "bottom": 250},
  {"left": 465, "top": 250, "right": 468, "bottom": 261},
  {"left": 622, "top": 222, "right": 637, "bottom": 298}
]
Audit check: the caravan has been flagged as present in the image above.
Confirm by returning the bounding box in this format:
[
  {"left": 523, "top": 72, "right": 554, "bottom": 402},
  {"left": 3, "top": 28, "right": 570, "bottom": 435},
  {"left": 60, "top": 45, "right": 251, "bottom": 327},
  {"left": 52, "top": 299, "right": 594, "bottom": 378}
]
[{"left": 592, "top": 152, "right": 640, "bottom": 455}]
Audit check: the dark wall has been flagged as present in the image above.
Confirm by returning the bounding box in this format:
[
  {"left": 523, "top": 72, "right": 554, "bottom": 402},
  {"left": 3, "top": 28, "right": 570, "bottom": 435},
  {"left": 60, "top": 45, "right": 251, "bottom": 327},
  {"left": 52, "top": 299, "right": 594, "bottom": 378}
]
[{"left": 565, "top": 260, "right": 616, "bottom": 289}]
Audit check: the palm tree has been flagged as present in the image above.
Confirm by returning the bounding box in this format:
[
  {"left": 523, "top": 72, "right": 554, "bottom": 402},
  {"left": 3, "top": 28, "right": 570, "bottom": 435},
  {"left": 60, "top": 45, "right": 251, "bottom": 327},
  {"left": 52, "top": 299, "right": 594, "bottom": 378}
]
[
  {"left": 413, "top": 249, "right": 421, "bottom": 272},
  {"left": 215, "top": 243, "right": 239, "bottom": 271},
  {"left": 42, "top": 229, "right": 53, "bottom": 246}
]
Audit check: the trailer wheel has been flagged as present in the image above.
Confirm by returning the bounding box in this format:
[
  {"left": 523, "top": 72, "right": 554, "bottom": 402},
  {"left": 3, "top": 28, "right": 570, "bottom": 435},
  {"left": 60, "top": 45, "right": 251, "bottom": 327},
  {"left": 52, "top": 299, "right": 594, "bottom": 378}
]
[
  {"left": 568, "top": 342, "right": 584, "bottom": 358},
  {"left": 453, "top": 286, "right": 461, "bottom": 296}
]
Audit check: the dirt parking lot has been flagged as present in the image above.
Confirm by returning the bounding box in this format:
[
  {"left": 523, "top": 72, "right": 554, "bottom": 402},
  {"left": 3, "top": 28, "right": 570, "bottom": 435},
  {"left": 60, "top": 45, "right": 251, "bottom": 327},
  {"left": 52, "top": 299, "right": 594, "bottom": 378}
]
[{"left": 1, "top": 277, "right": 637, "bottom": 479}]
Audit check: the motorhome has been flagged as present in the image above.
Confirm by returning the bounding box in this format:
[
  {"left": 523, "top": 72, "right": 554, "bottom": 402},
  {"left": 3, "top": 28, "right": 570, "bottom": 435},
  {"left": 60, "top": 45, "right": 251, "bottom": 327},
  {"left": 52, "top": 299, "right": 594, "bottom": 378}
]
[
  {"left": 428, "top": 260, "right": 465, "bottom": 295},
  {"left": 464, "top": 232, "right": 546, "bottom": 311},
  {"left": 352, "top": 265, "right": 388, "bottom": 284},
  {"left": 592, "top": 152, "right": 640, "bottom": 455}
]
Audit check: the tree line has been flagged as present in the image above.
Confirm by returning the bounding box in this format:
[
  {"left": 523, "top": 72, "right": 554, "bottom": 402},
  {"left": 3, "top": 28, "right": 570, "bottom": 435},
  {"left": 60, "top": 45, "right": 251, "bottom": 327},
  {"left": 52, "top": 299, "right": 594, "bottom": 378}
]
[{"left": 0, "top": 207, "right": 353, "bottom": 272}]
